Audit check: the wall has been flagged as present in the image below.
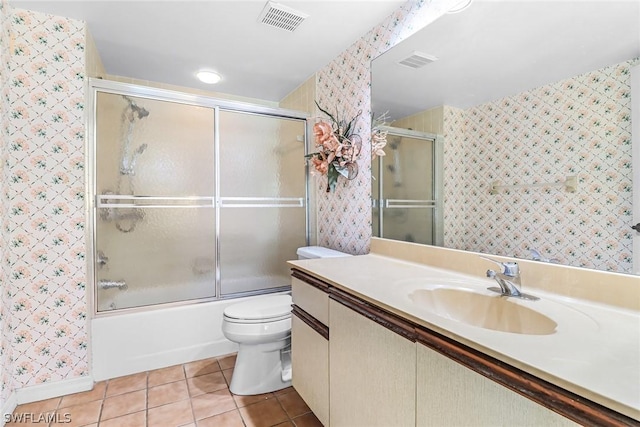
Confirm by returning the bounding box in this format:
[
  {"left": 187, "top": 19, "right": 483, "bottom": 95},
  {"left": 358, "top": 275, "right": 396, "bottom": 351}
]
[
  {"left": 314, "top": 0, "right": 458, "bottom": 254},
  {"left": 280, "top": 75, "right": 317, "bottom": 244},
  {"left": 0, "top": 0, "right": 13, "bottom": 413},
  {"left": 391, "top": 105, "right": 444, "bottom": 135},
  {"left": 0, "top": 6, "right": 88, "bottom": 409},
  {"left": 452, "top": 60, "right": 634, "bottom": 272}
]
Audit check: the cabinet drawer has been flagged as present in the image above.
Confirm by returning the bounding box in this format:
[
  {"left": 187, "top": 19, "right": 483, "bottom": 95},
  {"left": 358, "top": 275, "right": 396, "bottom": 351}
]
[{"left": 292, "top": 277, "right": 329, "bottom": 326}]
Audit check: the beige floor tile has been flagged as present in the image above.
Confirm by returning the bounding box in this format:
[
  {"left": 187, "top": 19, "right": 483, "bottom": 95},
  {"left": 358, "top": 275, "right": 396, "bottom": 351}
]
[
  {"left": 98, "top": 410, "right": 146, "bottom": 427},
  {"left": 148, "top": 364, "right": 185, "bottom": 387},
  {"left": 4, "top": 413, "right": 60, "bottom": 427},
  {"left": 274, "top": 386, "right": 294, "bottom": 396},
  {"left": 9, "top": 354, "right": 323, "bottom": 427},
  {"left": 291, "top": 412, "right": 323, "bottom": 427},
  {"left": 186, "top": 371, "right": 227, "bottom": 396},
  {"left": 197, "top": 409, "right": 244, "bottom": 427},
  {"left": 147, "top": 399, "right": 194, "bottom": 427},
  {"left": 100, "top": 389, "right": 146, "bottom": 421},
  {"left": 191, "top": 389, "right": 237, "bottom": 420},
  {"left": 221, "top": 368, "right": 234, "bottom": 386},
  {"left": 277, "top": 389, "right": 310, "bottom": 418},
  {"left": 13, "top": 396, "right": 61, "bottom": 414},
  {"left": 184, "top": 357, "right": 220, "bottom": 378},
  {"left": 59, "top": 382, "right": 106, "bottom": 407},
  {"left": 232, "top": 392, "right": 274, "bottom": 408},
  {"left": 148, "top": 379, "right": 189, "bottom": 408},
  {"left": 52, "top": 400, "right": 102, "bottom": 427},
  {"left": 106, "top": 372, "right": 147, "bottom": 397},
  {"left": 217, "top": 354, "right": 237, "bottom": 370},
  {"left": 239, "top": 398, "right": 288, "bottom": 427}
]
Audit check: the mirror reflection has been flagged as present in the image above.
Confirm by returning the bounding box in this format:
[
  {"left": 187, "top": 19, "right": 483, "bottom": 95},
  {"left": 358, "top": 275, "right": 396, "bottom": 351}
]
[{"left": 371, "top": 0, "right": 640, "bottom": 274}]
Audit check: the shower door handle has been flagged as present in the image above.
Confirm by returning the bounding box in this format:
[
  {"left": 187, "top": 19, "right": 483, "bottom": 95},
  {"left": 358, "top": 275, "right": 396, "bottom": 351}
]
[{"left": 384, "top": 199, "right": 437, "bottom": 209}]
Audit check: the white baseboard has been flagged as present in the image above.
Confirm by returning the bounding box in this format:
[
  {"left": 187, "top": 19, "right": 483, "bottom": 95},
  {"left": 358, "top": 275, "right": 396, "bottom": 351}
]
[
  {"left": 15, "top": 376, "right": 94, "bottom": 406},
  {"left": 1, "top": 392, "right": 17, "bottom": 427},
  {"left": 1, "top": 377, "right": 93, "bottom": 427}
]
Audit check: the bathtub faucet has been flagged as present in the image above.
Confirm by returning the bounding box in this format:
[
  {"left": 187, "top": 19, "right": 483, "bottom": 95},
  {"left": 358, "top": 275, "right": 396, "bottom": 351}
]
[{"left": 480, "top": 256, "right": 538, "bottom": 301}]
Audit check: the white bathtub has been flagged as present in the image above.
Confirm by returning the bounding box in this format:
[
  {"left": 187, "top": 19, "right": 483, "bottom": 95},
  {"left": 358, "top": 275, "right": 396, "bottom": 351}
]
[{"left": 91, "top": 292, "right": 288, "bottom": 381}]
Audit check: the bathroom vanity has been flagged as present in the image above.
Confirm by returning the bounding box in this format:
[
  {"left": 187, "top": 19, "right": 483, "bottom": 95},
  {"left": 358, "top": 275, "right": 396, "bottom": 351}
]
[{"left": 288, "top": 238, "right": 640, "bottom": 427}]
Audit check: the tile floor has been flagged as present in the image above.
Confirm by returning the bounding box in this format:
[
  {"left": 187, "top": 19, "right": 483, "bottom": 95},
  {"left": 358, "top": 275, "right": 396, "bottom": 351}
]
[{"left": 6, "top": 353, "right": 322, "bottom": 427}]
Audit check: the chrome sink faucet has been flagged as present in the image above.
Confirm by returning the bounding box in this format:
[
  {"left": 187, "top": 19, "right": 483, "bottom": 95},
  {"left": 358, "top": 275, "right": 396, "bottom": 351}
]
[{"left": 480, "top": 256, "right": 539, "bottom": 301}]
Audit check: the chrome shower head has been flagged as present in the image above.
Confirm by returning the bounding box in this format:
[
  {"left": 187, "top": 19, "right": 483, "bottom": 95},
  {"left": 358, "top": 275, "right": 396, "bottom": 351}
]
[
  {"left": 132, "top": 104, "right": 149, "bottom": 119},
  {"left": 123, "top": 95, "right": 150, "bottom": 121}
]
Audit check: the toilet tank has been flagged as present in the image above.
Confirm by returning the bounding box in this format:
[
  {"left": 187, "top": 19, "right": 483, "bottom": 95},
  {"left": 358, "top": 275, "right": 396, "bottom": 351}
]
[{"left": 296, "top": 246, "right": 352, "bottom": 260}]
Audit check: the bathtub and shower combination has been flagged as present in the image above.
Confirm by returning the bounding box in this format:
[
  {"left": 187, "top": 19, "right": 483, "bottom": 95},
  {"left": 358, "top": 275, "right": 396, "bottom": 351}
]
[{"left": 87, "top": 79, "right": 310, "bottom": 381}]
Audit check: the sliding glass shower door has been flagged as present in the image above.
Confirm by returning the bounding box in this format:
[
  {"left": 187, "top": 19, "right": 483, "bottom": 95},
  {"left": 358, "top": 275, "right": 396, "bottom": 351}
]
[
  {"left": 218, "top": 110, "right": 307, "bottom": 296},
  {"left": 91, "top": 81, "right": 308, "bottom": 312},
  {"left": 372, "top": 127, "right": 443, "bottom": 245}
]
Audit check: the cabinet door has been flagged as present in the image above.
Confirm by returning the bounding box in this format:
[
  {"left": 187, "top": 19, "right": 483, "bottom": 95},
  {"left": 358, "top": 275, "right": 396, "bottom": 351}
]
[
  {"left": 329, "top": 299, "right": 416, "bottom": 427},
  {"left": 416, "top": 343, "right": 578, "bottom": 426},
  {"left": 292, "top": 315, "right": 330, "bottom": 426}
]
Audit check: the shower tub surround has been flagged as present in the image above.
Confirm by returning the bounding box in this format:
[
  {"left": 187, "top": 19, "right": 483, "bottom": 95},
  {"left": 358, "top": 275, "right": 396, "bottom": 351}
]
[{"left": 289, "top": 237, "right": 640, "bottom": 424}]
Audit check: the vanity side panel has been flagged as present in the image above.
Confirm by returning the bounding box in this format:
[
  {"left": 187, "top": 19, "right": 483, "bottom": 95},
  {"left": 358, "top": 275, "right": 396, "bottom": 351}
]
[
  {"left": 292, "top": 316, "right": 329, "bottom": 426},
  {"left": 416, "top": 343, "right": 578, "bottom": 427},
  {"left": 329, "top": 300, "right": 416, "bottom": 427}
]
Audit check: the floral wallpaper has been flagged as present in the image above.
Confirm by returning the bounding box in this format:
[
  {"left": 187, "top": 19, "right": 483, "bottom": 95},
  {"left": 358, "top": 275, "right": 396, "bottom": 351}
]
[
  {"left": 1, "top": 6, "right": 87, "bottom": 406},
  {"left": 314, "top": 0, "right": 456, "bottom": 254},
  {"left": 1, "top": 0, "right": 13, "bottom": 410},
  {"left": 445, "top": 61, "right": 634, "bottom": 272}
]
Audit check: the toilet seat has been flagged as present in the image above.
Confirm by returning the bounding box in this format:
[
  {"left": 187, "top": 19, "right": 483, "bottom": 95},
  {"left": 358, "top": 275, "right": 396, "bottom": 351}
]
[{"left": 223, "top": 294, "right": 292, "bottom": 324}]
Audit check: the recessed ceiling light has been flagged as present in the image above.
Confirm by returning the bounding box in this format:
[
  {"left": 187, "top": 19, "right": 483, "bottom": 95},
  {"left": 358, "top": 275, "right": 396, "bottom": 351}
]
[{"left": 196, "top": 70, "right": 222, "bottom": 84}]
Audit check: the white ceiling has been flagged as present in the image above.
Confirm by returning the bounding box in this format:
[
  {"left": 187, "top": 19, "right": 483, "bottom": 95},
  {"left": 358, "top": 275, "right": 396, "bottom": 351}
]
[
  {"left": 372, "top": 0, "right": 640, "bottom": 120},
  {"left": 10, "top": 0, "right": 405, "bottom": 102}
]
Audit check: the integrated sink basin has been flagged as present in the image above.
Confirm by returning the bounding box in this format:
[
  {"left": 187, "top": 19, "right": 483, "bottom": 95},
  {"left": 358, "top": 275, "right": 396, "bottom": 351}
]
[{"left": 409, "top": 287, "right": 557, "bottom": 335}]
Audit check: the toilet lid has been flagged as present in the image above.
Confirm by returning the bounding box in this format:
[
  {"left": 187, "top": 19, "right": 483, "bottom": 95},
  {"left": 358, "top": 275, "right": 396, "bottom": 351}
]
[{"left": 223, "top": 294, "right": 292, "bottom": 322}]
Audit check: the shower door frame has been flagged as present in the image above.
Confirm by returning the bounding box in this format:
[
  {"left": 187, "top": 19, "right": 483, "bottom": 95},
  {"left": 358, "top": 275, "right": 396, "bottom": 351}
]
[
  {"left": 86, "top": 78, "right": 310, "bottom": 316},
  {"left": 372, "top": 126, "right": 444, "bottom": 246}
]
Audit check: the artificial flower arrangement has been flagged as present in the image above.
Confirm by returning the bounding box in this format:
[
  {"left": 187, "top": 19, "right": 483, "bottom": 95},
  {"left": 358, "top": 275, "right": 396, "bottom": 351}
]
[{"left": 307, "top": 102, "right": 363, "bottom": 192}]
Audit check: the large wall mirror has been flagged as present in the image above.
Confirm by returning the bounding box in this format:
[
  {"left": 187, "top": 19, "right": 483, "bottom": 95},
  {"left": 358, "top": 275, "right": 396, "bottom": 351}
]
[{"left": 371, "top": 0, "right": 640, "bottom": 274}]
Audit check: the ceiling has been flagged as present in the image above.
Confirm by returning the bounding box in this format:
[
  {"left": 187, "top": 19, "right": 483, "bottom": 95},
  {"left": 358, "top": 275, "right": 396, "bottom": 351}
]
[
  {"left": 10, "top": 0, "right": 405, "bottom": 102},
  {"left": 372, "top": 0, "right": 640, "bottom": 120}
]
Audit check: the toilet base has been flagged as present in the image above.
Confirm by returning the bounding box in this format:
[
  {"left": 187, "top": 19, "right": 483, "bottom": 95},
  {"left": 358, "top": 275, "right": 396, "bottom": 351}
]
[{"left": 229, "top": 337, "right": 291, "bottom": 395}]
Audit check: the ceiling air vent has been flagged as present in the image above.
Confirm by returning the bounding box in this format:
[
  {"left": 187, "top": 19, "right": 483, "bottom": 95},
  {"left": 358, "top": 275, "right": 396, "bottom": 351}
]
[
  {"left": 258, "top": 1, "right": 309, "bottom": 32},
  {"left": 397, "top": 51, "right": 438, "bottom": 69}
]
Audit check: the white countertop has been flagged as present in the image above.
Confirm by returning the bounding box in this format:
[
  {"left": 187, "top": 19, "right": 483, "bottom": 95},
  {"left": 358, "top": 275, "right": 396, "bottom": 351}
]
[{"left": 288, "top": 253, "right": 640, "bottom": 421}]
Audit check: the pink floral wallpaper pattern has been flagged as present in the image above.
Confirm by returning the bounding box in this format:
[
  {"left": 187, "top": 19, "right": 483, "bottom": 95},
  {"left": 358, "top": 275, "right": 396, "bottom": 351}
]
[
  {"left": 1, "top": 6, "right": 87, "bottom": 406},
  {"left": 443, "top": 61, "right": 634, "bottom": 272}
]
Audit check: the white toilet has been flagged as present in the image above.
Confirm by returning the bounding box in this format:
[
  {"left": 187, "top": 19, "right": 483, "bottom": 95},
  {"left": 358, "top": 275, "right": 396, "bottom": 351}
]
[{"left": 221, "top": 246, "right": 350, "bottom": 395}]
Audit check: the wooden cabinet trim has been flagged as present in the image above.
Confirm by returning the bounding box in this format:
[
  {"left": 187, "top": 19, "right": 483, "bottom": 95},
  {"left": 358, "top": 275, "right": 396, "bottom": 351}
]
[
  {"left": 329, "top": 287, "right": 417, "bottom": 343},
  {"left": 292, "top": 304, "right": 329, "bottom": 340},
  {"left": 415, "top": 326, "right": 638, "bottom": 427},
  {"left": 291, "top": 268, "right": 330, "bottom": 293}
]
